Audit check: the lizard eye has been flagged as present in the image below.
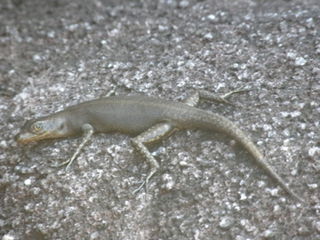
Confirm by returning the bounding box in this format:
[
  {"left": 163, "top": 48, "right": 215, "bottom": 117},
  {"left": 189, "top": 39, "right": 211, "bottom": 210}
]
[{"left": 31, "top": 122, "right": 43, "bottom": 133}]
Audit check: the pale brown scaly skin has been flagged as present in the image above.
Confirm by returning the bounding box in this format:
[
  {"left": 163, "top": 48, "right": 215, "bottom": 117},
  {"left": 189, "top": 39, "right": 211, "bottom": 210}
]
[{"left": 16, "top": 91, "right": 304, "bottom": 203}]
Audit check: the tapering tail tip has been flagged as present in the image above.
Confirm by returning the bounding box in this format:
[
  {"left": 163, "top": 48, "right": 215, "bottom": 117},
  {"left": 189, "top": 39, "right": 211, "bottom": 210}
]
[{"left": 289, "top": 190, "right": 305, "bottom": 205}]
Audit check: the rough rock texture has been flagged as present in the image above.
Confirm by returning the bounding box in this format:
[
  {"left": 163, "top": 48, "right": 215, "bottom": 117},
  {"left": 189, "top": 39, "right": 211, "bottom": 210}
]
[{"left": 1, "top": 0, "right": 319, "bottom": 239}]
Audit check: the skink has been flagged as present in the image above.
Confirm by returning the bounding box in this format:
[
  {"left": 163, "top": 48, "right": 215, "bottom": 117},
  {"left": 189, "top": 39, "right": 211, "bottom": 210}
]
[{"left": 16, "top": 90, "right": 303, "bottom": 202}]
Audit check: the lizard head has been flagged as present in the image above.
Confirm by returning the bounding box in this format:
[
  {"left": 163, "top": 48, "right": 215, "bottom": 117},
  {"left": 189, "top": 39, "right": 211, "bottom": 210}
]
[{"left": 16, "top": 116, "right": 70, "bottom": 144}]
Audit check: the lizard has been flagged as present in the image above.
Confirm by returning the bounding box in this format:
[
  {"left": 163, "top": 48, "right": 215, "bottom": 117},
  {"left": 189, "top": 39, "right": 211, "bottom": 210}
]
[{"left": 16, "top": 89, "right": 303, "bottom": 203}]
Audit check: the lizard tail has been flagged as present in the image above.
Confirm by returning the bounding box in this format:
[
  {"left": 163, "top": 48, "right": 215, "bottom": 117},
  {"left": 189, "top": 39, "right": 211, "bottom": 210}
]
[{"left": 182, "top": 111, "right": 304, "bottom": 203}]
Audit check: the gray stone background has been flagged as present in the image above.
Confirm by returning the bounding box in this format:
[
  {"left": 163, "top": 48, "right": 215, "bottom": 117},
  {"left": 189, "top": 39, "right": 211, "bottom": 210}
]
[{"left": 0, "top": 0, "right": 319, "bottom": 239}]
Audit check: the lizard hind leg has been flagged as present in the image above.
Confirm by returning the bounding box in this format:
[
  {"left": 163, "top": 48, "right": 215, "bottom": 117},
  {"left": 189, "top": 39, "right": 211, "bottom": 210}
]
[
  {"left": 131, "top": 122, "right": 176, "bottom": 194},
  {"left": 184, "top": 87, "right": 250, "bottom": 107}
]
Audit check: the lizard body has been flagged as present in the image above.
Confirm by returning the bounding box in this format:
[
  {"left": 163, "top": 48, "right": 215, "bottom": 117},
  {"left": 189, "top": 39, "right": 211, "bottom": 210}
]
[{"left": 16, "top": 92, "right": 303, "bottom": 202}]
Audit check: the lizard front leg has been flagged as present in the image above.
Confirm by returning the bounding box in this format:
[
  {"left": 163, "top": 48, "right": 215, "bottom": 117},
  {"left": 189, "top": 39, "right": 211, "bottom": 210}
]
[{"left": 51, "top": 123, "right": 94, "bottom": 169}]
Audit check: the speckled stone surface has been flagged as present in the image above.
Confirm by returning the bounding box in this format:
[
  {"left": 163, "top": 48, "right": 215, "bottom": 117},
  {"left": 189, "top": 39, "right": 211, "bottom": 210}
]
[{"left": 1, "top": 0, "right": 319, "bottom": 239}]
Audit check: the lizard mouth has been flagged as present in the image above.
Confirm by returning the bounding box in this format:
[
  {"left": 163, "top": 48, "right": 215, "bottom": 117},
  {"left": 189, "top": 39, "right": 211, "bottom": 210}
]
[{"left": 16, "top": 131, "right": 58, "bottom": 144}]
